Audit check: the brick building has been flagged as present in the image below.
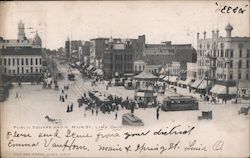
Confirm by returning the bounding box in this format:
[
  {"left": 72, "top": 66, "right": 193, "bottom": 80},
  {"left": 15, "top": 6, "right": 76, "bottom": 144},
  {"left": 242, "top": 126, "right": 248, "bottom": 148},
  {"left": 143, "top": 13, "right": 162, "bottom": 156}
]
[
  {"left": 143, "top": 41, "right": 197, "bottom": 70},
  {"left": 103, "top": 39, "right": 134, "bottom": 79}
]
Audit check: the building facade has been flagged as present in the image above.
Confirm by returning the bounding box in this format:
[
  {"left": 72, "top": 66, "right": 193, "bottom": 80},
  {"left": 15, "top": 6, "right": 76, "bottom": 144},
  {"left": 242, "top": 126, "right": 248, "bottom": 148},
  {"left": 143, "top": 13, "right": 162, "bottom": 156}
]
[
  {"left": 0, "top": 21, "right": 43, "bottom": 83},
  {"left": 103, "top": 40, "right": 134, "bottom": 79},
  {"left": 143, "top": 41, "right": 197, "bottom": 69},
  {"left": 197, "top": 24, "right": 250, "bottom": 97}
]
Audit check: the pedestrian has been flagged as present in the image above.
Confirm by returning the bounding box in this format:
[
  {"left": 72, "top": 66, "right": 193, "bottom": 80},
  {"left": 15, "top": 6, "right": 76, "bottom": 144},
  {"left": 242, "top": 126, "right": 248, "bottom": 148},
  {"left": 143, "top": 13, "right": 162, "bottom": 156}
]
[
  {"left": 62, "top": 96, "right": 65, "bottom": 102},
  {"left": 84, "top": 110, "right": 86, "bottom": 118},
  {"left": 65, "top": 94, "right": 67, "bottom": 99},
  {"left": 92, "top": 109, "right": 94, "bottom": 115},
  {"left": 67, "top": 105, "right": 70, "bottom": 113},
  {"left": 15, "top": 92, "right": 18, "bottom": 99},
  {"left": 70, "top": 103, "right": 73, "bottom": 112},
  {"left": 106, "top": 85, "right": 108, "bottom": 90},
  {"left": 62, "top": 89, "right": 64, "bottom": 94},
  {"left": 84, "top": 93, "right": 86, "bottom": 98},
  {"left": 59, "top": 95, "right": 62, "bottom": 101},
  {"left": 96, "top": 109, "right": 98, "bottom": 116},
  {"left": 115, "top": 112, "right": 118, "bottom": 120},
  {"left": 156, "top": 111, "right": 159, "bottom": 120}
]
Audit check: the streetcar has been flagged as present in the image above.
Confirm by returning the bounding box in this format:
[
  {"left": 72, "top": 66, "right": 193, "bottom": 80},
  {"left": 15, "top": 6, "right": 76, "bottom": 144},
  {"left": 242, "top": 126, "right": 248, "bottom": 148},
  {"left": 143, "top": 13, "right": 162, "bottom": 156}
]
[{"left": 162, "top": 96, "right": 199, "bottom": 111}]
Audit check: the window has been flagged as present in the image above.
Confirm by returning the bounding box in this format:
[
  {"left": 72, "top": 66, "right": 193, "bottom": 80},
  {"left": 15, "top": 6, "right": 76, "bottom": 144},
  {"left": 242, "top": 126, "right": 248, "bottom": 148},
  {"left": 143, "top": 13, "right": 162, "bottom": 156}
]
[
  {"left": 225, "top": 50, "right": 228, "bottom": 57},
  {"left": 230, "top": 61, "right": 233, "bottom": 68},
  {"left": 239, "top": 49, "right": 242, "bottom": 57},
  {"left": 8, "top": 59, "right": 11, "bottom": 65},
  {"left": 0, "top": 58, "right": 2, "bottom": 65},
  {"left": 35, "top": 58, "right": 38, "bottom": 65},
  {"left": 247, "top": 49, "right": 250, "bottom": 58},
  {"left": 21, "top": 59, "right": 24, "bottom": 65},
  {"left": 246, "top": 73, "right": 249, "bottom": 80},
  {"left": 13, "top": 70, "right": 15, "bottom": 74},
  {"left": 239, "top": 60, "right": 242, "bottom": 68},
  {"left": 247, "top": 60, "right": 249, "bottom": 68},
  {"left": 21, "top": 67, "right": 24, "bottom": 74},
  {"left": 31, "top": 67, "right": 33, "bottom": 73},
  {"left": 12, "top": 59, "right": 15, "bottom": 66},
  {"left": 35, "top": 68, "right": 38, "bottom": 73},
  {"left": 26, "top": 59, "right": 28, "bottom": 65},
  {"left": 4, "top": 59, "right": 6, "bottom": 65},
  {"left": 9, "top": 70, "right": 11, "bottom": 74},
  {"left": 26, "top": 69, "right": 29, "bottom": 73},
  {"left": 238, "top": 71, "right": 241, "bottom": 79},
  {"left": 17, "top": 59, "right": 19, "bottom": 65},
  {"left": 230, "top": 73, "right": 233, "bottom": 79},
  {"left": 231, "top": 50, "right": 234, "bottom": 57},
  {"left": 220, "top": 50, "right": 224, "bottom": 57},
  {"left": 30, "top": 59, "right": 33, "bottom": 65}
]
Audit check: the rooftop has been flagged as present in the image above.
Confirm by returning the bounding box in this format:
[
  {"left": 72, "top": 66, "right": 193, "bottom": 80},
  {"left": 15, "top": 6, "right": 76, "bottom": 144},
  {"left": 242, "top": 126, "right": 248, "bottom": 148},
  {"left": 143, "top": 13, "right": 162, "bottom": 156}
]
[{"left": 0, "top": 48, "right": 42, "bottom": 56}]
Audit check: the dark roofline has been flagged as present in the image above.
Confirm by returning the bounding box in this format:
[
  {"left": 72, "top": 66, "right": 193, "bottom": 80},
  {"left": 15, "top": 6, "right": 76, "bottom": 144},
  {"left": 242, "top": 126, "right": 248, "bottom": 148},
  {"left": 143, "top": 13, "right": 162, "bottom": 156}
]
[{"left": 0, "top": 48, "right": 42, "bottom": 56}]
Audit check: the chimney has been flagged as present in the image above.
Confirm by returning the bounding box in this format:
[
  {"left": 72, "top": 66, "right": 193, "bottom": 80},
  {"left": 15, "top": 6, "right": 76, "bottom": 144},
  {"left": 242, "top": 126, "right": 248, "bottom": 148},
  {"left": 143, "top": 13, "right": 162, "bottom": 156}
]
[{"left": 203, "top": 31, "right": 206, "bottom": 39}]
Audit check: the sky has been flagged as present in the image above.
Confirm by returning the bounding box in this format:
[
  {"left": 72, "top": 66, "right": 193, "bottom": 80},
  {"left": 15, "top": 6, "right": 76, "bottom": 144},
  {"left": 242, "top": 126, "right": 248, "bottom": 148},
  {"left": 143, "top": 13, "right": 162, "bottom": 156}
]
[{"left": 0, "top": 1, "right": 249, "bottom": 49}]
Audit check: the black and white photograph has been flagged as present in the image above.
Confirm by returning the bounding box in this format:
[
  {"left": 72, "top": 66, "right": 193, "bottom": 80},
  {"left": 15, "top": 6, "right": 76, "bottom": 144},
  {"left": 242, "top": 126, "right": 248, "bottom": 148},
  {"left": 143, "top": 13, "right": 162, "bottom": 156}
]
[{"left": 0, "top": 1, "right": 249, "bottom": 157}]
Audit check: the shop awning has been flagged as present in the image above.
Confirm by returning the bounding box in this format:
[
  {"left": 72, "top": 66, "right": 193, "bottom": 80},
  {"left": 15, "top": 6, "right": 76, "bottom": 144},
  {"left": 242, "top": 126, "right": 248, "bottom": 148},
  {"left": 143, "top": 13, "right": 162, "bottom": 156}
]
[
  {"left": 169, "top": 76, "right": 178, "bottom": 83},
  {"left": 159, "top": 75, "right": 165, "bottom": 79},
  {"left": 183, "top": 78, "right": 193, "bottom": 86},
  {"left": 178, "top": 69, "right": 187, "bottom": 74},
  {"left": 191, "top": 79, "right": 203, "bottom": 88},
  {"left": 94, "top": 69, "right": 103, "bottom": 75},
  {"left": 197, "top": 80, "right": 211, "bottom": 90},
  {"left": 178, "top": 80, "right": 185, "bottom": 85},
  {"left": 210, "top": 84, "right": 237, "bottom": 95},
  {"left": 87, "top": 65, "right": 94, "bottom": 71},
  {"left": 163, "top": 76, "right": 169, "bottom": 81},
  {"left": 238, "top": 81, "right": 250, "bottom": 89}
]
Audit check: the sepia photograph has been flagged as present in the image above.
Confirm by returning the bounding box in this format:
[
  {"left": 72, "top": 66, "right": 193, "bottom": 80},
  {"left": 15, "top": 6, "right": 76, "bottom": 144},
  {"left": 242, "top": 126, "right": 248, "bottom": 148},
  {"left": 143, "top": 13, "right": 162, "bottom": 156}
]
[{"left": 0, "top": 1, "right": 249, "bottom": 157}]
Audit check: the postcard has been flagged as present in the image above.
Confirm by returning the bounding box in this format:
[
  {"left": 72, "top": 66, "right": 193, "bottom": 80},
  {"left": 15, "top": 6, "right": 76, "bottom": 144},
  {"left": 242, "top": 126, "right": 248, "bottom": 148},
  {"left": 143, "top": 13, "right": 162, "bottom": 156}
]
[{"left": 0, "top": 1, "right": 249, "bottom": 157}]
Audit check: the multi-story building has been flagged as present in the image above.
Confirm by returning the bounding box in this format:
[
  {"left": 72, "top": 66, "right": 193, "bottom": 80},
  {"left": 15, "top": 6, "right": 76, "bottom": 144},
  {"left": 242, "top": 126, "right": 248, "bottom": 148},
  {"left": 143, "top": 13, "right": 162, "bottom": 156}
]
[
  {"left": 65, "top": 39, "right": 83, "bottom": 60},
  {"left": 0, "top": 21, "right": 43, "bottom": 83},
  {"left": 197, "top": 23, "right": 250, "bottom": 97},
  {"left": 90, "top": 35, "right": 145, "bottom": 69},
  {"left": 143, "top": 41, "right": 197, "bottom": 70},
  {"left": 89, "top": 38, "right": 109, "bottom": 68},
  {"left": 103, "top": 39, "right": 134, "bottom": 79},
  {"left": 0, "top": 48, "right": 43, "bottom": 82}
]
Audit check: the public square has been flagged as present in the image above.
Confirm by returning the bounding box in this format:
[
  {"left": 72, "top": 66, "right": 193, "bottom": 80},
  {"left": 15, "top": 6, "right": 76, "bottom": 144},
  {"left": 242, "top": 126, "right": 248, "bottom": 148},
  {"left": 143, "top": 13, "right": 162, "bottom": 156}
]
[{"left": 1, "top": 61, "right": 249, "bottom": 157}]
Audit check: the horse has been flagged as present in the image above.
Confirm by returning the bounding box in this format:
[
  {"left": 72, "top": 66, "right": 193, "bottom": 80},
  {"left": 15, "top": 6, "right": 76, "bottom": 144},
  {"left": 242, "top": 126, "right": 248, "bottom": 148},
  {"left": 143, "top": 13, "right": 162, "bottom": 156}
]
[
  {"left": 238, "top": 106, "right": 250, "bottom": 115},
  {"left": 45, "top": 115, "right": 62, "bottom": 124}
]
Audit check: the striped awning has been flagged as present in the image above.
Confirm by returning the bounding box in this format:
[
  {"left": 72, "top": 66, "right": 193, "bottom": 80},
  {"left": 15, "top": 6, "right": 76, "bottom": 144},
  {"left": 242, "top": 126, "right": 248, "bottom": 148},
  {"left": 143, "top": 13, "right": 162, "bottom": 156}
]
[
  {"left": 191, "top": 79, "right": 203, "bottom": 88},
  {"left": 178, "top": 69, "right": 187, "bottom": 74},
  {"left": 197, "top": 80, "right": 211, "bottom": 89}
]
